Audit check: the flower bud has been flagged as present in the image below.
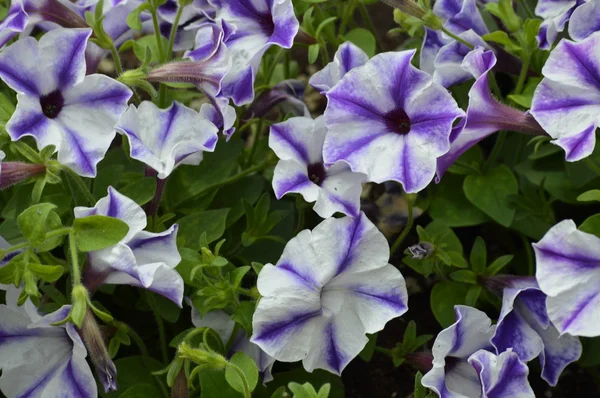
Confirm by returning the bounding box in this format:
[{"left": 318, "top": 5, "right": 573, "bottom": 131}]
[
  {"left": 0, "top": 150, "right": 46, "bottom": 189},
  {"left": 407, "top": 242, "right": 434, "bottom": 259},
  {"left": 171, "top": 369, "right": 189, "bottom": 398},
  {"left": 178, "top": 342, "right": 228, "bottom": 369},
  {"left": 78, "top": 307, "right": 118, "bottom": 392},
  {"left": 38, "top": 0, "right": 89, "bottom": 29}
]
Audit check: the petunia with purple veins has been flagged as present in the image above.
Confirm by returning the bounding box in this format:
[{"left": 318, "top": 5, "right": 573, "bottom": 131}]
[
  {"left": 533, "top": 219, "right": 600, "bottom": 337},
  {"left": 534, "top": 0, "right": 584, "bottom": 49},
  {"left": 251, "top": 213, "right": 408, "bottom": 375},
  {"left": 323, "top": 50, "right": 464, "bottom": 193},
  {"left": 309, "top": 41, "right": 369, "bottom": 94},
  {"left": 568, "top": 0, "right": 600, "bottom": 41},
  {"left": 421, "top": 305, "right": 535, "bottom": 398},
  {"left": 77, "top": 187, "right": 184, "bottom": 306},
  {"left": 530, "top": 32, "right": 600, "bottom": 162},
  {"left": 0, "top": 28, "right": 132, "bottom": 177},
  {"left": 269, "top": 116, "right": 366, "bottom": 219},
  {"left": 115, "top": 100, "right": 219, "bottom": 179}
]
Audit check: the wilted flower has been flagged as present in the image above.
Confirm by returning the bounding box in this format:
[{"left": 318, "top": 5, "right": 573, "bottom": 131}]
[
  {"left": 115, "top": 100, "right": 218, "bottom": 179},
  {"left": 0, "top": 28, "right": 132, "bottom": 177},
  {"left": 531, "top": 32, "right": 600, "bottom": 162},
  {"left": 77, "top": 187, "right": 184, "bottom": 306},
  {"left": 533, "top": 219, "right": 600, "bottom": 337},
  {"left": 251, "top": 213, "right": 408, "bottom": 374},
  {"left": 270, "top": 116, "right": 366, "bottom": 218},
  {"left": 421, "top": 305, "right": 535, "bottom": 398},
  {"left": 323, "top": 50, "right": 464, "bottom": 193},
  {"left": 0, "top": 285, "right": 97, "bottom": 397}
]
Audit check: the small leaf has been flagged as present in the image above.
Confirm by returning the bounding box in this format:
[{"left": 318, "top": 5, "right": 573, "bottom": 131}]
[
  {"left": 119, "top": 177, "right": 157, "bottom": 206},
  {"left": 469, "top": 237, "right": 487, "bottom": 274},
  {"left": 27, "top": 263, "right": 64, "bottom": 282},
  {"left": 225, "top": 352, "right": 259, "bottom": 393},
  {"left": 73, "top": 215, "right": 130, "bottom": 252},
  {"left": 578, "top": 190, "right": 600, "bottom": 202},
  {"left": 344, "top": 28, "right": 376, "bottom": 57},
  {"left": 486, "top": 255, "right": 513, "bottom": 276},
  {"left": 358, "top": 333, "right": 377, "bottom": 362},
  {"left": 449, "top": 270, "right": 478, "bottom": 284},
  {"left": 465, "top": 285, "right": 482, "bottom": 306},
  {"left": 17, "top": 203, "right": 57, "bottom": 247},
  {"left": 308, "top": 43, "right": 319, "bottom": 64},
  {"left": 579, "top": 214, "right": 600, "bottom": 238},
  {"left": 126, "top": 3, "right": 152, "bottom": 30},
  {"left": 430, "top": 281, "right": 469, "bottom": 327},
  {"left": 232, "top": 301, "right": 255, "bottom": 336}
]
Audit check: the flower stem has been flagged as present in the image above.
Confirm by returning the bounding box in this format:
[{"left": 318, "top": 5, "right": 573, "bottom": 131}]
[
  {"left": 69, "top": 230, "right": 81, "bottom": 285},
  {"left": 146, "top": 291, "right": 169, "bottom": 363},
  {"left": 514, "top": 55, "right": 530, "bottom": 95},
  {"left": 441, "top": 27, "right": 473, "bottom": 49},
  {"left": 151, "top": 7, "right": 165, "bottom": 62},
  {"left": 109, "top": 43, "right": 124, "bottom": 76},
  {"left": 63, "top": 167, "right": 96, "bottom": 206},
  {"left": 245, "top": 120, "right": 264, "bottom": 167},
  {"left": 484, "top": 131, "right": 507, "bottom": 172},
  {"left": 390, "top": 194, "right": 414, "bottom": 255},
  {"left": 584, "top": 158, "right": 600, "bottom": 176},
  {"left": 158, "top": 2, "right": 187, "bottom": 108}
]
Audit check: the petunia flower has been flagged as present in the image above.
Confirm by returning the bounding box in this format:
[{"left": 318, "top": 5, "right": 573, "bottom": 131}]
[
  {"left": 77, "top": 187, "right": 184, "bottom": 306},
  {"left": 158, "top": 0, "right": 210, "bottom": 52},
  {"left": 251, "top": 213, "right": 408, "bottom": 375},
  {"left": 269, "top": 116, "right": 366, "bottom": 218},
  {"left": 432, "top": 0, "right": 489, "bottom": 36},
  {"left": 192, "top": 309, "right": 276, "bottom": 383},
  {"left": 436, "top": 48, "right": 545, "bottom": 180},
  {"left": 487, "top": 276, "right": 581, "bottom": 386},
  {"left": 200, "top": 96, "right": 237, "bottom": 139},
  {"left": 115, "top": 100, "right": 218, "bottom": 179},
  {"left": 0, "top": 28, "right": 132, "bottom": 177},
  {"left": 568, "top": 0, "right": 600, "bottom": 41},
  {"left": 323, "top": 50, "right": 464, "bottom": 193},
  {"left": 0, "top": 286, "right": 97, "bottom": 397},
  {"left": 533, "top": 219, "right": 600, "bottom": 337},
  {"left": 530, "top": 32, "right": 600, "bottom": 162},
  {"left": 212, "top": 0, "right": 299, "bottom": 105},
  {"left": 535, "top": 0, "right": 584, "bottom": 49},
  {"left": 421, "top": 305, "right": 535, "bottom": 398},
  {"left": 309, "top": 41, "right": 369, "bottom": 94}
]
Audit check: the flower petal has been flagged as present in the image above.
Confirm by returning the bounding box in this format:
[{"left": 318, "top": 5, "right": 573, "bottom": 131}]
[
  {"left": 309, "top": 41, "right": 369, "bottom": 93},
  {"left": 569, "top": 0, "right": 600, "bottom": 41},
  {"left": 269, "top": 116, "right": 326, "bottom": 165},
  {"left": 468, "top": 350, "right": 535, "bottom": 398}
]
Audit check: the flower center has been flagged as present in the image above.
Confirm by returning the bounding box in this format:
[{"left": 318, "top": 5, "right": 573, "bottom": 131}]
[
  {"left": 307, "top": 162, "right": 326, "bottom": 186},
  {"left": 385, "top": 108, "right": 411, "bottom": 135},
  {"left": 258, "top": 13, "right": 276, "bottom": 37},
  {"left": 39, "top": 90, "right": 64, "bottom": 119}
]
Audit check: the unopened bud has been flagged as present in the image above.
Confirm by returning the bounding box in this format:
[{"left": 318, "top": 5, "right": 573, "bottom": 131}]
[
  {"left": 39, "top": 0, "right": 89, "bottom": 29},
  {"left": 178, "top": 342, "right": 228, "bottom": 369},
  {"left": 381, "top": 0, "right": 426, "bottom": 19},
  {"left": 407, "top": 242, "right": 434, "bottom": 259},
  {"left": 171, "top": 369, "right": 189, "bottom": 398},
  {"left": 79, "top": 307, "right": 118, "bottom": 392},
  {"left": 0, "top": 161, "right": 46, "bottom": 189}
]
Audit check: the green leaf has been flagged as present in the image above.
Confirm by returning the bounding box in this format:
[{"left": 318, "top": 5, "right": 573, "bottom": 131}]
[
  {"left": 429, "top": 174, "right": 488, "bottom": 227},
  {"left": 17, "top": 203, "right": 57, "bottom": 247},
  {"left": 430, "top": 281, "right": 469, "bottom": 327},
  {"left": 358, "top": 333, "right": 377, "bottom": 362},
  {"left": 465, "top": 285, "right": 482, "bottom": 306},
  {"left": 507, "top": 77, "right": 541, "bottom": 108},
  {"left": 126, "top": 3, "right": 152, "bottom": 30},
  {"left": 315, "top": 16, "right": 337, "bottom": 39},
  {"left": 0, "top": 91, "right": 16, "bottom": 126},
  {"left": 177, "top": 208, "right": 230, "bottom": 249},
  {"left": 254, "top": 369, "right": 344, "bottom": 398},
  {"left": 73, "top": 215, "right": 130, "bottom": 252},
  {"left": 578, "top": 190, "right": 600, "bottom": 202},
  {"left": 199, "top": 369, "right": 241, "bottom": 398},
  {"left": 27, "top": 263, "right": 64, "bottom": 283},
  {"left": 482, "top": 31, "right": 521, "bottom": 53},
  {"left": 308, "top": 43, "right": 319, "bottom": 64},
  {"left": 104, "top": 356, "right": 165, "bottom": 398},
  {"left": 486, "top": 255, "right": 513, "bottom": 276},
  {"left": 344, "top": 28, "right": 376, "bottom": 57},
  {"left": 414, "top": 372, "right": 427, "bottom": 398},
  {"left": 226, "top": 352, "right": 259, "bottom": 393},
  {"left": 448, "top": 251, "right": 468, "bottom": 268},
  {"left": 119, "top": 384, "right": 162, "bottom": 398},
  {"left": 579, "top": 214, "right": 600, "bottom": 238},
  {"left": 579, "top": 337, "right": 600, "bottom": 367},
  {"left": 464, "top": 165, "right": 518, "bottom": 227},
  {"left": 450, "top": 270, "right": 478, "bottom": 284},
  {"left": 469, "top": 237, "right": 487, "bottom": 274},
  {"left": 232, "top": 301, "right": 255, "bottom": 335},
  {"left": 119, "top": 177, "right": 157, "bottom": 206}
]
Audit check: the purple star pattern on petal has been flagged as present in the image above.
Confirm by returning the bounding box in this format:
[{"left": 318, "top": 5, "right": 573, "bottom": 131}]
[
  {"left": 213, "top": 0, "right": 299, "bottom": 105},
  {"left": 468, "top": 350, "right": 536, "bottom": 398},
  {"left": 309, "top": 41, "right": 369, "bottom": 94},
  {"left": 489, "top": 277, "right": 581, "bottom": 386},
  {"left": 115, "top": 100, "right": 218, "bottom": 178},
  {"left": 77, "top": 187, "right": 184, "bottom": 306},
  {"left": 0, "top": 28, "right": 132, "bottom": 177},
  {"left": 569, "top": 0, "right": 600, "bottom": 41},
  {"left": 270, "top": 116, "right": 366, "bottom": 218},
  {"left": 0, "top": 286, "right": 97, "bottom": 398},
  {"left": 323, "top": 50, "right": 464, "bottom": 193},
  {"left": 531, "top": 32, "right": 600, "bottom": 162},
  {"left": 436, "top": 48, "right": 545, "bottom": 181},
  {"left": 533, "top": 219, "right": 600, "bottom": 337},
  {"left": 251, "top": 213, "right": 408, "bottom": 375}
]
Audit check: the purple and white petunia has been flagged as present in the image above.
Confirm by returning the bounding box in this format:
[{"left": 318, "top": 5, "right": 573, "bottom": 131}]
[
  {"left": 115, "top": 100, "right": 218, "bottom": 179},
  {"left": 535, "top": 0, "right": 584, "bottom": 49},
  {"left": 530, "top": 32, "right": 600, "bottom": 162},
  {"left": 433, "top": 0, "right": 489, "bottom": 36},
  {"left": 421, "top": 305, "right": 535, "bottom": 398},
  {"left": 533, "top": 219, "right": 600, "bottom": 337},
  {"left": 309, "top": 41, "right": 369, "bottom": 94},
  {"left": 0, "top": 286, "right": 97, "bottom": 398},
  {"left": 200, "top": 96, "right": 237, "bottom": 139},
  {"left": 158, "top": 0, "right": 208, "bottom": 52},
  {"left": 568, "top": 0, "right": 600, "bottom": 41},
  {"left": 270, "top": 116, "right": 366, "bottom": 218},
  {"left": 489, "top": 277, "right": 581, "bottom": 386},
  {"left": 212, "top": 0, "right": 299, "bottom": 105},
  {"left": 192, "top": 309, "right": 276, "bottom": 383},
  {"left": 0, "top": 28, "right": 132, "bottom": 177},
  {"left": 323, "top": 50, "right": 464, "bottom": 193},
  {"left": 251, "top": 213, "right": 408, "bottom": 375},
  {"left": 77, "top": 187, "right": 184, "bottom": 306},
  {"left": 436, "top": 48, "right": 545, "bottom": 180}
]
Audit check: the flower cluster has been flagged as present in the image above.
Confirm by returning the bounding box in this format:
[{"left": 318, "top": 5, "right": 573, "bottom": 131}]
[{"left": 0, "top": 0, "right": 600, "bottom": 396}]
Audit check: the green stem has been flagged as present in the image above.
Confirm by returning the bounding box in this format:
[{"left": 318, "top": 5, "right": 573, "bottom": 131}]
[
  {"left": 158, "top": 3, "right": 187, "bottom": 108},
  {"left": 236, "top": 287, "right": 258, "bottom": 299},
  {"left": 585, "top": 158, "right": 600, "bottom": 176},
  {"left": 151, "top": 7, "right": 165, "bottom": 62},
  {"left": 174, "top": 157, "right": 274, "bottom": 208},
  {"left": 374, "top": 346, "right": 393, "bottom": 357},
  {"left": 63, "top": 167, "right": 96, "bottom": 205},
  {"left": 109, "top": 43, "right": 124, "bottom": 76},
  {"left": 245, "top": 120, "right": 264, "bottom": 167},
  {"left": 520, "top": 234, "right": 534, "bottom": 276},
  {"left": 147, "top": 291, "right": 169, "bottom": 363},
  {"left": 484, "top": 131, "right": 507, "bottom": 172},
  {"left": 519, "top": 0, "right": 535, "bottom": 18},
  {"left": 0, "top": 227, "right": 71, "bottom": 255},
  {"left": 514, "top": 55, "right": 530, "bottom": 95},
  {"left": 390, "top": 195, "right": 414, "bottom": 255},
  {"left": 339, "top": 0, "right": 357, "bottom": 36},
  {"left": 68, "top": 230, "right": 81, "bottom": 285},
  {"left": 441, "top": 27, "right": 474, "bottom": 49},
  {"left": 263, "top": 48, "right": 286, "bottom": 85}
]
